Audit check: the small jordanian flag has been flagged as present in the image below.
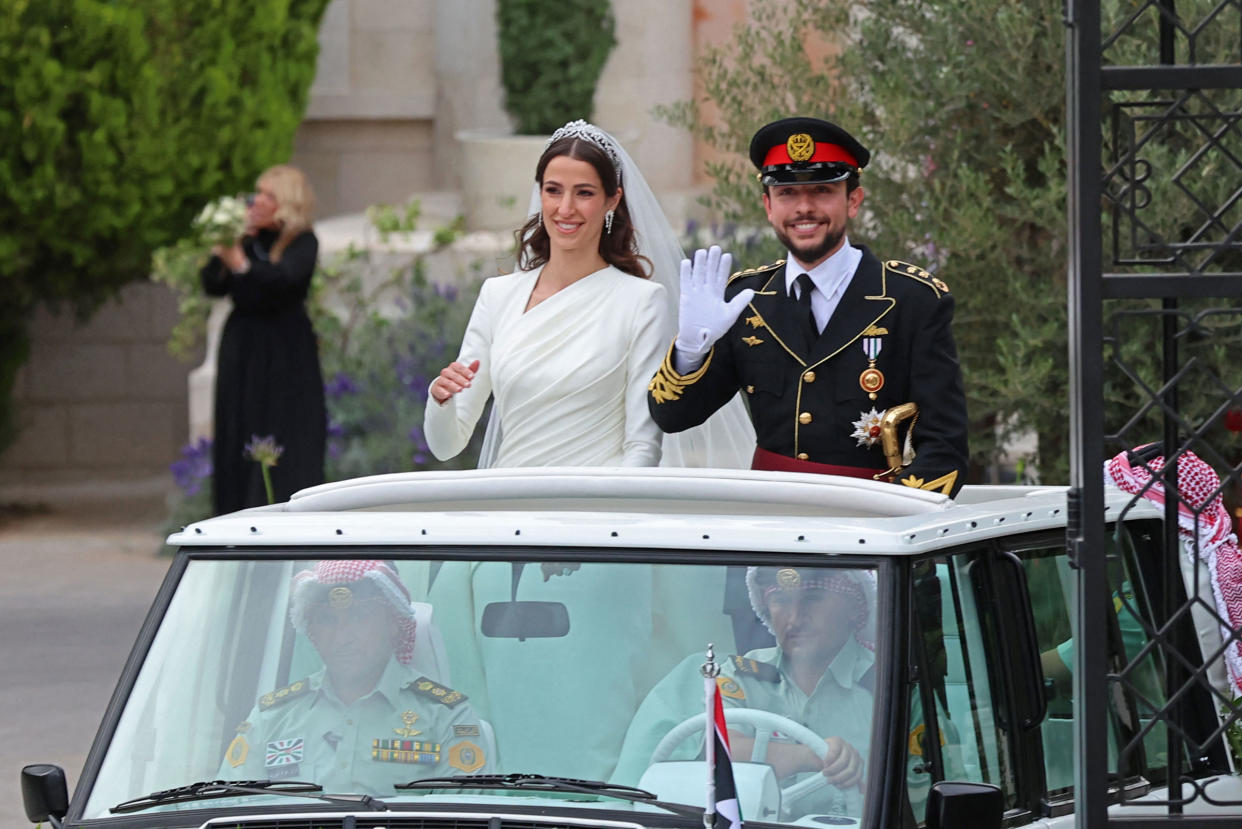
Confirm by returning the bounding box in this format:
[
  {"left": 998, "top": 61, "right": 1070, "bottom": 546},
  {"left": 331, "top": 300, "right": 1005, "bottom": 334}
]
[
  {"left": 265, "top": 737, "right": 304, "bottom": 767},
  {"left": 705, "top": 675, "right": 743, "bottom": 829}
]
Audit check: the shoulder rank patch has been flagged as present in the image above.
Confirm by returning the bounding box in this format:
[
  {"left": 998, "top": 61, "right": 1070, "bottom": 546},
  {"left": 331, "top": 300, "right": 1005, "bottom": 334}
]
[
  {"left": 728, "top": 259, "right": 785, "bottom": 284},
  {"left": 717, "top": 675, "right": 746, "bottom": 700},
  {"left": 407, "top": 676, "right": 468, "bottom": 707},
  {"left": 730, "top": 654, "right": 781, "bottom": 683},
  {"left": 258, "top": 678, "right": 311, "bottom": 710},
  {"left": 884, "top": 259, "right": 949, "bottom": 297},
  {"left": 225, "top": 733, "right": 249, "bottom": 768}
]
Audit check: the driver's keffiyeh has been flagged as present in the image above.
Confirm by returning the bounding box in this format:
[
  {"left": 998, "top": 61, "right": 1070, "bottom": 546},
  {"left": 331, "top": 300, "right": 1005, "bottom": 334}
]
[
  {"left": 288, "top": 560, "right": 418, "bottom": 665},
  {"left": 1105, "top": 447, "right": 1242, "bottom": 695}
]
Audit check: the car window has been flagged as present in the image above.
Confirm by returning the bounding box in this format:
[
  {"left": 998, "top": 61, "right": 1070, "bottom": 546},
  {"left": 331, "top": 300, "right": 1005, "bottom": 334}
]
[
  {"left": 82, "top": 556, "right": 882, "bottom": 826},
  {"left": 907, "top": 553, "right": 1016, "bottom": 820},
  {"left": 1016, "top": 532, "right": 1168, "bottom": 797}
]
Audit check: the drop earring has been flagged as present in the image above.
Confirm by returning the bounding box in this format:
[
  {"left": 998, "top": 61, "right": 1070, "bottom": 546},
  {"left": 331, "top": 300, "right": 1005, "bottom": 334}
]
[{"left": 605, "top": 210, "right": 614, "bottom": 235}]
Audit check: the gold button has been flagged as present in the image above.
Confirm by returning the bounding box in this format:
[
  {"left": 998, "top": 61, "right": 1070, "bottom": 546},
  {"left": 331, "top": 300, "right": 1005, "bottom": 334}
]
[
  {"left": 797, "top": 453, "right": 809, "bottom": 461},
  {"left": 746, "top": 385, "right": 755, "bottom": 394},
  {"left": 803, "top": 371, "right": 816, "bottom": 383},
  {"left": 799, "top": 412, "right": 812, "bottom": 424}
]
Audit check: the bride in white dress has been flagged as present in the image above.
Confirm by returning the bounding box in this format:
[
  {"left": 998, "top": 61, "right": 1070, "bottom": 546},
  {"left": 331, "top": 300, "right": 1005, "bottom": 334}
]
[
  {"left": 419, "top": 121, "right": 756, "bottom": 781},
  {"left": 424, "top": 123, "right": 666, "bottom": 466},
  {"left": 425, "top": 120, "right": 753, "bottom": 470}
]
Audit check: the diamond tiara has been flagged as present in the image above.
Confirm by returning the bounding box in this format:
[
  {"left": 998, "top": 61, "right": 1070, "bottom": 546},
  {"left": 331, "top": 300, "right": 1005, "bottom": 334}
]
[{"left": 547, "top": 119, "right": 623, "bottom": 184}]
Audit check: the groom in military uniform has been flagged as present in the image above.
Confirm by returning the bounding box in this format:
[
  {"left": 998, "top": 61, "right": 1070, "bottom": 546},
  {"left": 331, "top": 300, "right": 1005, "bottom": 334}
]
[{"left": 648, "top": 117, "right": 968, "bottom": 496}]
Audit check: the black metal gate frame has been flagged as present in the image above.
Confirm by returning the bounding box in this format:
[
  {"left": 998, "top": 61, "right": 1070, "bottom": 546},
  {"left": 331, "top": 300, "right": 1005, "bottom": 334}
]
[{"left": 1068, "top": 1, "right": 1242, "bottom": 827}]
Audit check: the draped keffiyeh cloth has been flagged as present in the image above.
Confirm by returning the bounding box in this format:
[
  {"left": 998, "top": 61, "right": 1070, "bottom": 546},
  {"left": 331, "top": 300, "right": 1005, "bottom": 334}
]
[
  {"left": 1104, "top": 447, "right": 1242, "bottom": 695},
  {"left": 289, "top": 560, "right": 418, "bottom": 665}
]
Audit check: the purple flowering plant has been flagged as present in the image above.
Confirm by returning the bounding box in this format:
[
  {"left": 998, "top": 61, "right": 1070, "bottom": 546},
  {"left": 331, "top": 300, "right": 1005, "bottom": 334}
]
[
  {"left": 311, "top": 220, "right": 487, "bottom": 481},
  {"left": 170, "top": 436, "right": 213, "bottom": 497},
  {"left": 243, "top": 434, "right": 284, "bottom": 505},
  {"left": 162, "top": 436, "right": 213, "bottom": 546}
]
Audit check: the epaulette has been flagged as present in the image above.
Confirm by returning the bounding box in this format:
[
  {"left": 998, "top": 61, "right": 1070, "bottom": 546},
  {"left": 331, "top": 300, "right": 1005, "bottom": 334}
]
[
  {"left": 728, "top": 259, "right": 785, "bottom": 284},
  {"left": 406, "top": 676, "right": 469, "bottom": 708},
  {"left": 729, "top": 654, "right": 781, "bottom": 683},
  {"left": 884, "top": 259, "right": 950, "bottom": 298},
  {"left": 258, "top": 677, "right": 311, "bottom": 710}
]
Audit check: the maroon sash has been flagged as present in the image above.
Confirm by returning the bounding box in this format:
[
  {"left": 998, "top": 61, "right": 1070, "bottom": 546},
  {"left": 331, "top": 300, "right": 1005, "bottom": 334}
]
[{"left": 751, "top": 447, "right": 890, "bottom": 482}]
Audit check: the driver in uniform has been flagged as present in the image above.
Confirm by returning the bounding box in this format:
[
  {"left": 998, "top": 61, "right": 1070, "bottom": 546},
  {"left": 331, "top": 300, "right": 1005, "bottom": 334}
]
[
  {"left": 218, "top": 560, "right": 490, "bottom": 794},
  {"left": 613, "top": 566, "right": 873, "bottom": 818}
]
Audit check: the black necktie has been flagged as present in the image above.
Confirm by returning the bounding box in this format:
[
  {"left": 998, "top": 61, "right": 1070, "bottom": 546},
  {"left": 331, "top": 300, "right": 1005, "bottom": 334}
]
[{"left": 794, "top": 273, "right": 818, "bottom": 344}]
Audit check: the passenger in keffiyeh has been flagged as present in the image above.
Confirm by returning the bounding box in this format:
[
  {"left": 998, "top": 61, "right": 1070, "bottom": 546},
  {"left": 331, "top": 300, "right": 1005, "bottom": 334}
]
[{"left": 217, "top": 560, "right": 489, "bottom": 793}]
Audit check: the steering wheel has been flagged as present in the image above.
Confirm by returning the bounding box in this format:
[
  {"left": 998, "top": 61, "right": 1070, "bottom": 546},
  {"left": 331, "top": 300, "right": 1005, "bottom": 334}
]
[{"left": 648, "top": 708, "right": 839, "bottom": 808}]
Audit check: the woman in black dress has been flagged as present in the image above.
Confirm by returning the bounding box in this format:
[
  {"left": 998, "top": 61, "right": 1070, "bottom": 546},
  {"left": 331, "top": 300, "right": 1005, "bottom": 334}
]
[{"left": 201, "top": 164, "right": 326, "bottom": 515}]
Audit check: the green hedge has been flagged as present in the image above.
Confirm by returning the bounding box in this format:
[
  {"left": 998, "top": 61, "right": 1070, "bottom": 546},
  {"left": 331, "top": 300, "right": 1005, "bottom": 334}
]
[
  {"left": 496, "top": 0, "right": 616, "bottom": 135},
  {"left": 0, "top": 0, "right": 330, "bottom": 455}
]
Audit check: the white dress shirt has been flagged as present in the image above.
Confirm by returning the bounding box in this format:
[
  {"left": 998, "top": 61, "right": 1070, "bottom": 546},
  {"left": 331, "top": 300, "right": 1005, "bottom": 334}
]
[{"left": 784, "top": 237, "right": 863, "bottom": 334}]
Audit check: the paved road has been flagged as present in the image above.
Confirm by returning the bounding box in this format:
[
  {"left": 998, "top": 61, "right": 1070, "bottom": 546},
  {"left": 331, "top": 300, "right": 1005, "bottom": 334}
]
[{"left": 0, "top": 499, "right": 170, "bottom": 829}]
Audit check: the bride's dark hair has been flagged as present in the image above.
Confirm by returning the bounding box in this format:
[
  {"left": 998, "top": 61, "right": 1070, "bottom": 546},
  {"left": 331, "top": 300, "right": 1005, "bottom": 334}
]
[{"left": 514, "top": 137, "right": 652, "bottom": 279}]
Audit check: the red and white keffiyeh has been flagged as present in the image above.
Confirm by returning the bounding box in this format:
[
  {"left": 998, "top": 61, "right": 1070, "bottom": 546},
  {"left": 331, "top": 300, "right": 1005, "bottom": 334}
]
[
  {"left": 289, "top": 560, "right": 418, "bottom": 665},
  {"left": 1105, "top": 447, "right": 1242, "bottom": 695}
]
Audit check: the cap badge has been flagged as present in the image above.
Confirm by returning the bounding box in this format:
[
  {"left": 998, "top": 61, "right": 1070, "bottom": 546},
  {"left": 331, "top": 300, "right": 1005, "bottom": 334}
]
[
  {"left": 787, "top": 133, "right": 815, "bottom": 162},
  {"left": 329, "top": 586, "right": 353, "bottom": 609},
  {"left": 776, "top": 568, "right": 801, "bottom": 588}
]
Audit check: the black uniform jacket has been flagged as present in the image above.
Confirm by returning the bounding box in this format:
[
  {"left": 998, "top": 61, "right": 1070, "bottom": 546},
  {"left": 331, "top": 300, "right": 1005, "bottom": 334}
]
[{"left": 648, "top": 246, "right": 968, "bottom": 496}]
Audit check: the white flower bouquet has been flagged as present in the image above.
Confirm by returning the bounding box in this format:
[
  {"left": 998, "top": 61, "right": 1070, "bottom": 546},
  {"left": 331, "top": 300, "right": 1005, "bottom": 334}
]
[
  {"left": 192, "top": 194, "right": 249, "bottom": 247},
  {"left": 152, "top": 193, "right": 251, "bottom": 360}
]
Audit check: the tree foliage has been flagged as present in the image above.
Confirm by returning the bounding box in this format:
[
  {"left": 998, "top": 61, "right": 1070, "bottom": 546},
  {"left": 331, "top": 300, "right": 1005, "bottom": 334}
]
[
  {"left": 496, "top": 0, "right": 616, "bottom": 134},
  {"left": 0, "top": 0, "right": 331, "bottom": 454},
  {"left": 663, "top": 0, "right": 1242, "bottom": 483}
]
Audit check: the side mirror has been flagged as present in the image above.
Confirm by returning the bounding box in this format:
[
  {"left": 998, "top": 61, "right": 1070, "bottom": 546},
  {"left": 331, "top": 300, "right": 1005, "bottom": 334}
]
[
  {"left": 21, "top": 764, "right": 69, "bottom": 824},
  {"left": 924, "top": 780, "right": 1002, "bottom": 829},
  {"left": 481, "top": 601, "right": 569, "bottom": 639}
]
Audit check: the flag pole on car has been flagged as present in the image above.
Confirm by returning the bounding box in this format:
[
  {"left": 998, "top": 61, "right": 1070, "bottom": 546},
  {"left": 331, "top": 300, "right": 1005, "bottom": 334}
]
[{"left": 701, "top": 644, "right": 742, "bottom": 829}]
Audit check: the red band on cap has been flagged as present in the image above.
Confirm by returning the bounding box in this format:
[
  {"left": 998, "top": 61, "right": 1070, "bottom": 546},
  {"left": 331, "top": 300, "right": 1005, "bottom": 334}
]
[{"left": 762, "top": 142, "right": 858, "bottom": 169}]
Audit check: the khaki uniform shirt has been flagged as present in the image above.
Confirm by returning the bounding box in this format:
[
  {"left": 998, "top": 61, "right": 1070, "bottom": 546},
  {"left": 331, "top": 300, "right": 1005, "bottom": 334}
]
[
  {"left": 220, "top": 658, "right": 490, "bottom": 795},
  {"left": 719, "top": 642, "right": 875, "bottom": 818}
]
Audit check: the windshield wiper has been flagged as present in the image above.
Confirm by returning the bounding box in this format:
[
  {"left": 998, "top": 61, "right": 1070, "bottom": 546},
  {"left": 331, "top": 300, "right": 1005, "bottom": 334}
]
[
  {"left": 111, "top": 779, "right": 388, "bottom": 814},
  {"left": 396, "top": 773, "right": 702, "bottom": 819}
]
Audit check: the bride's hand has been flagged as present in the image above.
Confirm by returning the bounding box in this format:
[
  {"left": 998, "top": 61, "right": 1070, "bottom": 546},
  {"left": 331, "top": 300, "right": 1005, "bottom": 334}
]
[
  {"left": 675, "top": 245, "right": 754, "bottom": 357},
  {"left": 430, "top": 358, "right": 480, "bottom": 404}
]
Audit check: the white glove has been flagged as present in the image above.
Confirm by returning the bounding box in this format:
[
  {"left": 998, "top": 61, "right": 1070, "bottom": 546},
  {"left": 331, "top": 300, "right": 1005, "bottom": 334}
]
[{"left": 674, "top": 245, "right": 755, "bottom": 358}]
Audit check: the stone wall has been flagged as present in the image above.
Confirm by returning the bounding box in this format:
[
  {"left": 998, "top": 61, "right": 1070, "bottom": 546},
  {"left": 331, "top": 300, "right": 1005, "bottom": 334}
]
[
  {"left": 292, "top": 0, "right": 440, "bottom": 217},
  {"left": 1, "top": 283, "right": 195, "bottom": 486}
]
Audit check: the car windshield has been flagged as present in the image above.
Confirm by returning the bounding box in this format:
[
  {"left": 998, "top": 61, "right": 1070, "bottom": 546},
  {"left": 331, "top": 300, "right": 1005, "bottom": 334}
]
[{"left": 83, "top": 555, "right": 882, "bottom": 825}]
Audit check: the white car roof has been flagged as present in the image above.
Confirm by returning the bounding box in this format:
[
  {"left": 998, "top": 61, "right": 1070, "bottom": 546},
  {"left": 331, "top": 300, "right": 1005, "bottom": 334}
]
[{"left": 168, "top": 467, "right": 1157, "bottom": 556}]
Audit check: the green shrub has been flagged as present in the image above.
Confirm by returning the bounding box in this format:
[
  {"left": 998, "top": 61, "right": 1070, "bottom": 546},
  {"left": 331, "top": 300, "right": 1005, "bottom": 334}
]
[
  {"left": 496, "top": 0, "right": 617, "bottom": 134},
  {"left": 0, "top": 0, "right": 331, "bottom": 455}
]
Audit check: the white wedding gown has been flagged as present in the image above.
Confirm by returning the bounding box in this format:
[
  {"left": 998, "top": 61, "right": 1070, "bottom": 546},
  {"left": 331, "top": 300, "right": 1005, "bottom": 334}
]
[{"left": 424, "top": 265, "right": 668, "bottom": 467}]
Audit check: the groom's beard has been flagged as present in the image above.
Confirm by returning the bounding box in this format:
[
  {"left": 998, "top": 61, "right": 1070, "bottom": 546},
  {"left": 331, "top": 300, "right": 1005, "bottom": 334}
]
[{"left": 772, "top": 222, "right": 845, "bottom": 266}]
